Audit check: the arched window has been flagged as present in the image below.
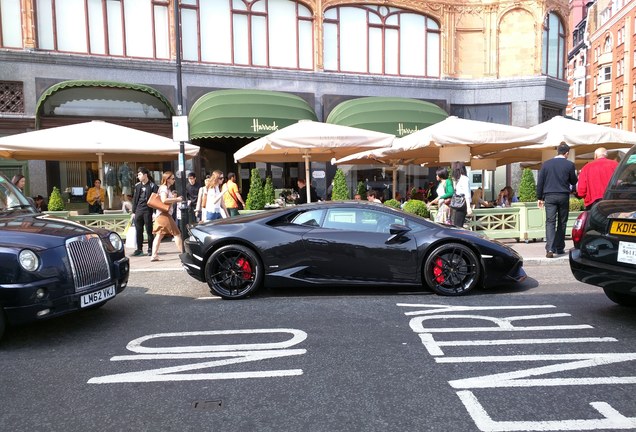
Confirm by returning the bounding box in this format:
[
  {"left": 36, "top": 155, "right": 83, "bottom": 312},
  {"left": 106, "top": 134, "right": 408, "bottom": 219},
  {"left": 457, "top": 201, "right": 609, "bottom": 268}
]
[
  {"left": 181, "top": 0, "right": 313, "bottom": 69},
  {"left": 323, "top": 5, "right": 440, "bottom": 77},
  {"left": 542, "top": 11, "right": 565, "bottom": 79},
  {"left": 604, "top": 35, "right": 612, "bottom": 53}
]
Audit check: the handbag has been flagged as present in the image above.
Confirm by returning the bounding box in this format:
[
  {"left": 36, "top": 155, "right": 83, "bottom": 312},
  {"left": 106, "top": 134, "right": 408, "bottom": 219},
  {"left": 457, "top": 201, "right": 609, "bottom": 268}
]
[
  {"left": 147, "top": 192, "right": 170, "bottom": 213},
  {"left": 449, "top": 193, "right": 466, "bottom": 210}
]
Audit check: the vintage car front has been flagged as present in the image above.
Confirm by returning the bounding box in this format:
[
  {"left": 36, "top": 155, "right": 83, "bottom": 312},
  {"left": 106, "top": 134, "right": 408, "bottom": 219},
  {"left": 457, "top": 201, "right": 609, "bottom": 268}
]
[{"left": 0, "top": 177, "right": 129, "bottom": 336}]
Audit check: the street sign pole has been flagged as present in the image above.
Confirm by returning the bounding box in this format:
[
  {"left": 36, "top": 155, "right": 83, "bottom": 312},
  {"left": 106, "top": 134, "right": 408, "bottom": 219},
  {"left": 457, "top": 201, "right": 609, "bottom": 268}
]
[{"left": 174, "top": 0, "right": 188, "bottom": 244}]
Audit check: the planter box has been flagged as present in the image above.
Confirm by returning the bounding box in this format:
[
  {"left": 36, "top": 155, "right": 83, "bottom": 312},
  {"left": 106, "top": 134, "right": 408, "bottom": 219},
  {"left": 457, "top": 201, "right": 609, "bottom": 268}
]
[{"left": 513, "top": 202, "right": 545, "bottom": 242}]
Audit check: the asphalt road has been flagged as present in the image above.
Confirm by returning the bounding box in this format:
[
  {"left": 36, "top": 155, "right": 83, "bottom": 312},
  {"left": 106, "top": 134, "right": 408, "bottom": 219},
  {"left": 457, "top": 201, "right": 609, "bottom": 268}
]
[{"left": 2, "top": 264, "right": 636, "bottom": 432}]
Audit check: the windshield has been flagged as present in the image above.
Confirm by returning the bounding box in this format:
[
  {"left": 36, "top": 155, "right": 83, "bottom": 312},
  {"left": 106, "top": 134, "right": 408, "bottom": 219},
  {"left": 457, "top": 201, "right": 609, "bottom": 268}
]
[{"left": 0, "top": 175, "right": 36, "bottom": 213}]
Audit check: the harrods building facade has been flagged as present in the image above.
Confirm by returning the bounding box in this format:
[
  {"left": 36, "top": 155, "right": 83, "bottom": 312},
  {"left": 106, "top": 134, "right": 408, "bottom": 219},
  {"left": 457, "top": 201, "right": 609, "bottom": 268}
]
[{"left": 0, "top": 0, "right": 569, "bottom": 200}]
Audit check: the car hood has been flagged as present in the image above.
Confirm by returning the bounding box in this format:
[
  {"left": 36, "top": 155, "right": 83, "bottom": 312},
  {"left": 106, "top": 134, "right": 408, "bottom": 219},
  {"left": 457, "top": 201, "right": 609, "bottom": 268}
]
[{"left": 0, "top": 214, "right": 96, "bottom": 250}]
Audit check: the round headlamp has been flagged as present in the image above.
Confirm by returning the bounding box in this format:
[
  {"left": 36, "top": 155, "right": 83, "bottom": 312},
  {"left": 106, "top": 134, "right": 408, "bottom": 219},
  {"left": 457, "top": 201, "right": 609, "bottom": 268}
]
[
  {"left": 109, "top": 232, "right": 123, "bottom": 251},
  {"left": 19, "top": 249, "right": 39, "bottom": 271}
]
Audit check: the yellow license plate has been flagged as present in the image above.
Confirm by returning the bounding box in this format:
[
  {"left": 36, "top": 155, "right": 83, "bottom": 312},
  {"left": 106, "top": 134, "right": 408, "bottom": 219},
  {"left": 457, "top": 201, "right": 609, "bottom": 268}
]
[{"left": 610, "top": 220, "right": 636, "bottom": 236}]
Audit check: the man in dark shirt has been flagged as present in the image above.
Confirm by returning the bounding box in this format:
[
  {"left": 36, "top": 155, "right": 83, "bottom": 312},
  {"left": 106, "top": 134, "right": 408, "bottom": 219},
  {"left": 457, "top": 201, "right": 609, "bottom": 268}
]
[
  {"left": 185, "top": 172, "right": 200, "bottom": 223},
  {"left": 131, "top": 166, "right": 158, "bottom": 256},
  {"left": 537, "top": 143, "right": 578, "bottom": 258},
  {"left": 294, "top": 178, "right": 318, "bottom": 204}
]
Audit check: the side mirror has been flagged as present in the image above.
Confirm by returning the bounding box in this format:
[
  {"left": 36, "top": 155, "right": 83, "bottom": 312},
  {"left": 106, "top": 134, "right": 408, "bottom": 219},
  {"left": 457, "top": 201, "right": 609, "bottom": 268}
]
[{"left": 387, "top": 223, "right": 411, "bottom": 242}]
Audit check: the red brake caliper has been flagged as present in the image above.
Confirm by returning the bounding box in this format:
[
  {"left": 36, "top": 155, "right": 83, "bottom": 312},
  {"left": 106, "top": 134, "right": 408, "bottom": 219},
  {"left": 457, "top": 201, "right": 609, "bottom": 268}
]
[
  {"left": 236, "top": 258, "right": 252, "bottom": 280},
  {"left": 433, "top": 257, "right": 445, "bottom": 283}
]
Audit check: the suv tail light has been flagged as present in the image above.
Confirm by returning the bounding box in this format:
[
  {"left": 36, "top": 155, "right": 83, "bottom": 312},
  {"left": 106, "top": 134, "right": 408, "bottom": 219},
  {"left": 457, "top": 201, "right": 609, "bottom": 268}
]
[{"left": 571, "top": 211, "right": 589, "bottom": 247}]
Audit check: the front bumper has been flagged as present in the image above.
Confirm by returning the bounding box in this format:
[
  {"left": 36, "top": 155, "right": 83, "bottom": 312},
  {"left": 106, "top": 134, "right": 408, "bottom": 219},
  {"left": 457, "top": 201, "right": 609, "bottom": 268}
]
[{"left": 2, "top": 256, "right": 129, "bottom": 326}]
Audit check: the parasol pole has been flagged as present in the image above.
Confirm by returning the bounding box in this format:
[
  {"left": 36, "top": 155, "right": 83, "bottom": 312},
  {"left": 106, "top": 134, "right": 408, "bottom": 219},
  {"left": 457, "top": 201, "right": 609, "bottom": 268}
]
[
  {"left": 97, "top": 152, "right": 104, "bottom": 186},
  {"left": 392, "top": 165, "right": 398, "bottom": 200},
  {"left": 303, "top": 153, "right": 311, "bottom": 203}
]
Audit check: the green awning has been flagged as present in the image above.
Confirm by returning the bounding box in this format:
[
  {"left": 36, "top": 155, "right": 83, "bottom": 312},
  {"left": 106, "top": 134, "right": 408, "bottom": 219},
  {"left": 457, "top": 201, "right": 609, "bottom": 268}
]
[
  {"left": 188, "top": 89, "right": 317, "bottom": 140},
  {"left": 36, "top": 80, "right": 175, "bottom": 127},
  {"left": 326, "top": 97, "right": 448, "bottom": 136}
]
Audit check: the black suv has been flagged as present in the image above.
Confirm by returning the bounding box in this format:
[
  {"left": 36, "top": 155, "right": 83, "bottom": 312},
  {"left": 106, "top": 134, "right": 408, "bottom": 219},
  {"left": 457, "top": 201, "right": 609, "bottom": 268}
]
[{"left": 570, "top": 145, "right": 636, "bottom": 305}]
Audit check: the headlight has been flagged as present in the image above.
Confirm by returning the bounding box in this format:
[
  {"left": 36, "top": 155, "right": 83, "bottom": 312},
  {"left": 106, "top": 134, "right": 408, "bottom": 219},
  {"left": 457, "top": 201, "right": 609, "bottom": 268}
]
[
  {"left": 19, "top": 249, "right": 39, "bottom": 271},
  {"left": 109, "top": 232, "right": 123, "bottom": 251}
]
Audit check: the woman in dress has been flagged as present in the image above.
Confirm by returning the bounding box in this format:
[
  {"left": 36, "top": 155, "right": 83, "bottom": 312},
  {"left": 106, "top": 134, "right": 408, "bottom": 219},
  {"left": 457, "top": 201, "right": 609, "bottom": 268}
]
[
  {"left": 86, "top": 178, "right": 105, "bottom": 214},
  {"left": 150, "top": 171, "right": 183, "bottom": 261},
  {"left": 451, "top": 161, "right": 471, "bottom": 228},
  {"left": 204, "top": 170, "right": 228, "bottom": 220}
]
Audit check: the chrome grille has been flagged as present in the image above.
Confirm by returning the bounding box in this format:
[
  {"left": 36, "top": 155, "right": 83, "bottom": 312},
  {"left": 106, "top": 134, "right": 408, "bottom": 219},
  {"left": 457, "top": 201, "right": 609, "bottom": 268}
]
[{"left": 66, "top": 234, "right": 111, "bottom": 292}]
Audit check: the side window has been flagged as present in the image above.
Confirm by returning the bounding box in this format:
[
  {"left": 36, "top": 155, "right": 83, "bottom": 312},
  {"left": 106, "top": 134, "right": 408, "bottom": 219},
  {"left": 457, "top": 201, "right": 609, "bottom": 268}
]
[
  {"left": 291, "top": 209, "right": 325, "bottom": 227},
  {"left": 323, "top": 208, "right": 406, "bottom": 233}
]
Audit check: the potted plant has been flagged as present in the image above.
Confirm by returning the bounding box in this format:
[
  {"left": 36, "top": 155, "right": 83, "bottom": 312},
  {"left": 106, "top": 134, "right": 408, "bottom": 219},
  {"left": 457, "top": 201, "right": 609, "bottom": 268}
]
[
  {"left": 245, "top": 168, "right": 265, "bottom": 211},
  {"left": 402, "top": 199, "right": 429, "bottom": 218},
  {"left": 45, "top": 186, "right": 70, "bottom": 217},
  {"left": 331, "top": 169, "right": 349, "bottom": 201},
  {"left": 514, "top": 168, "right": 544, "bottom": 242},
  {"left": 383, "top": 199, "right": 401, "bottom": 210},
  {"left": 356, "top": 181, "right": 366, "bottom": 197},
  {"left": 263, "top": 176, "right": 275, "bottom": 205}
]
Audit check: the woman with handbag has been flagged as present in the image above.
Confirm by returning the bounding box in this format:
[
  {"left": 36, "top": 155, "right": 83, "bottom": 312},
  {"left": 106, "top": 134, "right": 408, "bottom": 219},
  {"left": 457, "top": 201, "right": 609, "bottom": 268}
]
[
  {"left": 204, "top": 170, "right": 229, "bottom": 221},
  {"left": 427, "top": 168, "right": 454, "bottom": 224},
  {"left": 150, "top": 171, "right": 183, "bottom": 261},
  {"left": 450, "top": 161, "right": 471, "bottom": 228}
]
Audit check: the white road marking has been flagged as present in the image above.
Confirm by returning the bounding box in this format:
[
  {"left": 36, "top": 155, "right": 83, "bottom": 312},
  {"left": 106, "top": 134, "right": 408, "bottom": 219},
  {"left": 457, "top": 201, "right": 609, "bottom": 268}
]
[{"left": 88, "top": 329, "right": 307, "bottom": 384}]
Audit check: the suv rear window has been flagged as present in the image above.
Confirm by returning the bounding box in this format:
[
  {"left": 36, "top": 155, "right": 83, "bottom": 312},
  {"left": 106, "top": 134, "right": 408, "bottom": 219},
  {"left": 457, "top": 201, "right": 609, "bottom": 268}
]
[{"left": 605, "top": 145, "right": 636, "bottom": 200}]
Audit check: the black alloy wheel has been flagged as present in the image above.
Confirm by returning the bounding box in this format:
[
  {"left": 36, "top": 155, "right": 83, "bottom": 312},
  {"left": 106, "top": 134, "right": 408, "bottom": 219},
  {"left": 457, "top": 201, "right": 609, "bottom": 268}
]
[
  {"left": 423, "top": 243, "right": 481, "bottom": 296},
  {"left": 205, "top": 244, "right": 263, "bottom": 299}
]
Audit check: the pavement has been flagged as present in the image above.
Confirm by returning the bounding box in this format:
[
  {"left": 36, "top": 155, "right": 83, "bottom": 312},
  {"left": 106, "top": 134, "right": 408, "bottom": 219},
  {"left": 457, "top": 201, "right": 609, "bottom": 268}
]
[{"left": 127, "top": 236, "right": 572, "bottom": 272}]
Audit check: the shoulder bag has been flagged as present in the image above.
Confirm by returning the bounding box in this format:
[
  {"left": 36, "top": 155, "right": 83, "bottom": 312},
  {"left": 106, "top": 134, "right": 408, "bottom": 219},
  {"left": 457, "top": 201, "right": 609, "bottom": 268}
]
[
  {"left": 147, "top": 192, "right": 171, "bottom": 213},
  {"left": 449, "top": 193, "right": 466, "bottom": 210}
]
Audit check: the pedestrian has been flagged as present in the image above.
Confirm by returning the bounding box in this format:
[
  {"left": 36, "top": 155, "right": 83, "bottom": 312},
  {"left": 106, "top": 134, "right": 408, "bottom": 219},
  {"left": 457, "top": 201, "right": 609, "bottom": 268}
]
[
  {"left": 86, "top": 178, "right": 105, "bottom": 214},
  {"left": 131, "top": 166, "right": 158, "bottom": 257},
  {"left": 450, "top": 161, "right": 471, "bottom": 228},
  {"left": 150, "top": 171, "right": 183, "bottom": 261},
  {"left": 577, "top": 147, "right": 619, "bottom": 210},
  {"left": 204, "top": 170, "right": 229, "bottom": 220},
  {"left": 11, "top": 174, "right": 26, "bottom": 193},
  {"left": 222, "top": 172, "right": 245, "bottom": 217},
  {"left": 195, "top": 176, "right": 211, "bottom": 222},
  {"left": 366, "top": 190, "right": 382, "bottom": 203},
  {"left": 33, "top": 195, "right": 47, "bottom": 212},
  {"left": 294, "top": 178, "right": 318, "bottom": 204},
  {"left": 427, "top": 167, "right": 454, "bottom": 224},
  {"left": 537, "top": 143, "right": 578, "bottom": 258},
  {"left": 185, "top": 172, "right": 200, "bottom": 223}
]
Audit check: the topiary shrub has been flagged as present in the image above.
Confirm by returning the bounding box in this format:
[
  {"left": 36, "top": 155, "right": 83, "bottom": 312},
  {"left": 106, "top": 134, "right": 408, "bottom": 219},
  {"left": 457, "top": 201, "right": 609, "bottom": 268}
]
[
  {"left": 263, "top": 176, "right": 275, "bottom": 205},
  {"left": 518, "top": 168, "right": 538, "bottom": 202},
  {"left": 402, "top": 199, "right": 429, "bottom": 218},
  {"left": 331, "top": 169, "right": 349, "bottom": 201},
  {"left": 48, "top": 186, "right": 65, "bottom": 211},
  {"left": 384, "top": 199, "right": 401, "bottom": 209},
  {"left": 569, "top": 197, "right": 584, "bottom": 211},
  {"left": 245, "top": 168, "right": 265, "bottom": 210},
  {"left": 356, "top": 181, "right": 366, "bottom": 197}
]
